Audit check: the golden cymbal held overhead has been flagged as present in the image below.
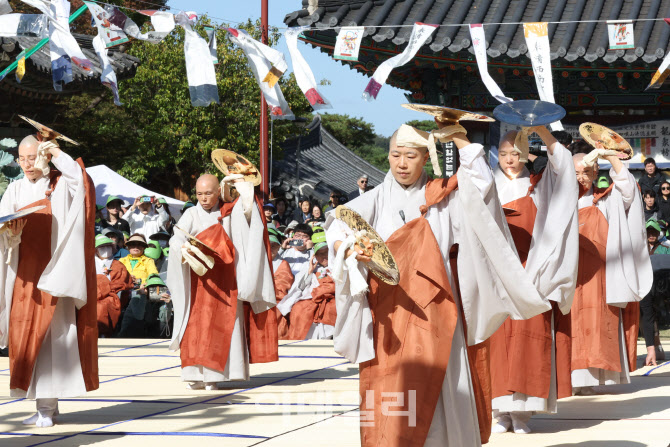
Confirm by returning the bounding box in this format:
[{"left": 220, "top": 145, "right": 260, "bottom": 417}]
[
  {"left": 211, "top": 149, "right": 262, "bottom": 186},
  {"left": 19, "top": 115, "right": 79, "bottom": 145},
  {"left": 401, "top": 104, "right": 495, "bottom": 125},
  {"left": 579, "top": 122, "right": 633, "bottom": 161}
]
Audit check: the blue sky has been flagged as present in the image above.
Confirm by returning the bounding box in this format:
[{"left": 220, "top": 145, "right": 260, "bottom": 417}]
[{"left": 165, "top": 0, "right": 425, "bottom": 136}]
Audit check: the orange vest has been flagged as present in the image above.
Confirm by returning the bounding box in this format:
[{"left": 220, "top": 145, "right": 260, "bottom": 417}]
[
  {"left": 274, "top": 260, "right": 293, "bottom": 340},
  {"left": 96, "top": 260, "right": 134, "bottom": 336},
  {"left": 286, "top": 275, "right": 336, "bottom": 340}
]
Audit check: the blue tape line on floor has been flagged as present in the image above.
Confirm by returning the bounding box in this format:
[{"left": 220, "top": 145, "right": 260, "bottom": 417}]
[
  {"left": 86, "top": 431, "right": 268, "bottom": 439},
  {"left": 100, "top": 340, "right": 170, "bottom": 355},
  {"left": 60, "top": 398, "right": 358, "bottom": 407},
  {"left": 27, "top": 360, "right": 350, "bottom": 447},
  {"left": 642, "top": 360, "right": 670, "bottom": 376},
  {"left": 0, "top": 398, "right": 24, "bottom": 406}
]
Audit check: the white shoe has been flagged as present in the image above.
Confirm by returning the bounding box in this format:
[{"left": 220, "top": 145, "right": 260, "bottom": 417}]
[
  {"left": 22, "top": 413, "right": 39, "bottom": 425},
  {"left": 512, "top": 420, "right": 531, "bottom": 434},
  {"left": 492, "top": 415, "right": 511, "bottom": 433},
  {"left": 187, "top": 381, "right": 205, "bottom": 390},
  {"left": 205, "top": 382, "right": 219, "bottom": 391},
  {"left": 36, "top": 414, "right": 54, "bottom": 428},
  {"left": 22, "top": 412, "right": 54, "bottom": 427}
]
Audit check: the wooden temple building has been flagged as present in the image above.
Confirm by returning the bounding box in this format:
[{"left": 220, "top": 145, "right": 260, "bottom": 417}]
[{"left": 284, "top": 0, "right": 670, "bottom": 168}]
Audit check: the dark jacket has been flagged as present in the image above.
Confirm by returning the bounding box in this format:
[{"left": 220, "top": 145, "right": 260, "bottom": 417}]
[
  {"left": 638, "top": 172, "right": 665, "bottom": 195},
  {"left": 657, "top": 196, "right": 670, "bottom": 223},
  {"left": 103, "top": 217, "right": 131, "bottom": 235}
]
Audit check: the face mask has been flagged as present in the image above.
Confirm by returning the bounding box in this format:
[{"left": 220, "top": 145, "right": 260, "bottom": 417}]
[
  {"left": 158, "top": 239, "right": 168, "bottom": 248},
  {"left": 97, "top": 246, "right": 114, "bottom": 259}
]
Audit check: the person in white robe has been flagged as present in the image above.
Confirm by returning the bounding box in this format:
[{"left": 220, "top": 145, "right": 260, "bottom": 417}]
[
  {"left": 571, "top": 148, "right": 652, "bottom": 394},
  {"left": 490, "top": 127, "right": 579, "bottom": 434},
  {"left": 325, "top": 122, "right": 552, "bottom": 447},
  {"left": 0, "top": 135, "right": 93, "bottom": 427},
  {"left": 167, "top": 174, "right": 275, "bottom": 390}
]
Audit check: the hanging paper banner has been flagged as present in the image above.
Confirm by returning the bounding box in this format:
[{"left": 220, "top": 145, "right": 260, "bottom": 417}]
[
  {"left": 0, "top": 14, "right": 48, "bottom": 38},
  {"left": 176, "top": 12, "right": 219, "bottom": 107},
  {"left": 84, "top": 1, "right": 129, "bottom": 48},
  {"left": 21, "top": 0, "right": 94, "bottom": 90},
  {"left": 92, "top": 34, "right": 122, "bottom": 105},
  {"left": 103, "top": 5, "right": 173, "bottom": 44},
  {"left": 523, "top": 22, "right": 563, "bottom": 131},
  {"left": 0, "top": 0, "right": 12, "bottom": 15},
  {"left": 647, "top": 50, "right": 670, "bottom": 90},
  {"left": 469, "top": 24, "right": 512, "bottom": 104},
  {"left": 607, "top": 20, "right": 634, "bottom": 50},
  {"left": 203, "top": 26, "right": 218, "bottom": 65},
  {"left": 363, "top": 22, "right": 437, "bottom": 101},
  {"left": 86, "top": 1, "right": 122, "bottom": 105},
  {"left": 334, "top": 26, "right": 364, "bottom": 61},
  {"left": 285, "top": 27, "right": 331, "bottom": 111},
  {"left": 227, "top": 28, "right": 294, "bottom": 120},
  {"left": 15, "top": 50, "right": 26, "bottom": 82},
  {"left": 139, "top": 10, "right": 175, "bottom": 37}
]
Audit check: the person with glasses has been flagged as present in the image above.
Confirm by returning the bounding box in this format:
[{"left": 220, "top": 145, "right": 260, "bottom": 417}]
[
  {"left": 657, "top": 181, "right": 670, "bottom": 224},
  {"left": 348, "top": 174, "right": 370, "bottom": 200},
  {"left": 324, "top": 190, "right": 342, "bottom": 213}
]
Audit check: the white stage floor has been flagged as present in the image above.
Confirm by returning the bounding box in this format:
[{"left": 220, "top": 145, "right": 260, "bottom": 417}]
[{"left": 1, "top": 339, "right": 669, "bottom": 446}]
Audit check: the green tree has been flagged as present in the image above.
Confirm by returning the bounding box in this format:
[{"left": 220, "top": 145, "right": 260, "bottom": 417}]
[
  {"left": 59, "top": 18, "right": 310, "bottom": 197},
  {"left": 320, "top": 113, "right": 376, "bottom": 149}
]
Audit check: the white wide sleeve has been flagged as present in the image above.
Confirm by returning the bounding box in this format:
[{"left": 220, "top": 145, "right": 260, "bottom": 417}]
[
  {"left": 0, "top": 184, "right": 21, "bottom": 347},
  {"left": 443, "top": 159, "right": 550, "bottom": 345},
  {"left": 230, "top": 200, "right": 276, "bottom": 314},
  {"left": 167, "top": 211, "right": 192, "bottom": 351},
  {"left": 604, "top": 166, "right": 652, "bottom": 306},
  {"left": 458, "top": 143, "right": 494, "bottom": 198},
  {"left": 525, "top": 144, "right": 580, "bottom": 314},
  {"left": 324, "top": 215, "right": 375, "bottom": 364},
  {"left": 37, "top": 162, "right": 88, "bottom": 307}
]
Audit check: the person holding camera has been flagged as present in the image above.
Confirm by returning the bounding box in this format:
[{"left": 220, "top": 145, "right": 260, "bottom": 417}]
[
  {"left": 122, "top": 195, "right": 169, "bottom": 240},
  {"left": 280, "top": 223, "right": 314, "bottom": 276}
]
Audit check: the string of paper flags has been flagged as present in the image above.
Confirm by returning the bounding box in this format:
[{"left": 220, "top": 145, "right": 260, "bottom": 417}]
[{"left": 1, "top": 0, "right": 669, "bottom": 118}]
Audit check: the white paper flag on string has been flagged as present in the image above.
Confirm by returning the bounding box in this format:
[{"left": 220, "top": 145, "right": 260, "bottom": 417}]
[
  {"left": 469, "top": 24, "right": 512, "bottom": 104},
  {"left": 285, "top": 27, "right": 331, "bottom": 111},
  {"left": 363, "top": 22, "right": 437, "bottom": 101},
  {"left": 176, "top": 12, "right": 219, "bottom": 107},
  {"left": 0, "top": 14, "right": 48, "bottom": 38},
  {"left": 334, "top": 26, "right": 364, "bottom": 61},
  {"left": 84, "top": 1, "right": 129, "bottom": 48},
  {"left": 607, "top": 20, "right": 634, "bottom": 50},
  {"left": 227, "top": 28, "right": 294, "bottom": 120},
  {"left": 0, "top": 0, "right": 13, "bottom": 15},
  {"left": 204, "top": 26, "right": 218, "bottom": 65},
  {"left": 85, "top": 1, "right": 122, "bottom": 105},
  {"left": 92, "top": 34, "right": 122, "bottom": 105},
  {"left": 103, "top": 5, "right": 173, "bottom": 44},
  {"left": 21, "top": 0, "right": 94, "bottom": 90},
  {"left": 523, "top": 22, "right": 563, "bottom": 131}
]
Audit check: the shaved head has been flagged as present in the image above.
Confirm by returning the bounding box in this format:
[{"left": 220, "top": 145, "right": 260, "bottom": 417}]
[
  {"left": 195, "top": 174, "right": 221, "bottom": 211},
  {"left": 573, "top": 153, "right": 598, "bottom": 189},
  {"left": 19, "top": 135, "right": 39, "bottom": 154},
  {"left": 500, "top": 131, "right": 517, "bottom": 149},
  {"left": 18, "top": 134, "right": 48, "bottom": 181}
]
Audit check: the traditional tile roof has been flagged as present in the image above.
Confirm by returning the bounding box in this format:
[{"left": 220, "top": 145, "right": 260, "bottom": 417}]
[
  {"left": 285, "top": 0, "right": 670, "bottom": 64},
  {"left": 274, "top": 115, "right": 386, "bottom": 201}
]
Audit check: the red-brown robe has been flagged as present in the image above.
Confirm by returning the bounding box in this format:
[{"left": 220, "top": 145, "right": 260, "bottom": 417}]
[
  {"left": 490, "top": 174, "right": 573, "bottom": 403},
  {"left": 96, "top": 260, "right": 134, "bottom": 337},
  {"left": 572, "top": 185, "right": 639, "bottom": 375},
  {"left": 286, "top": 275, "right": 337, "bottom": 340},
  {"left": 9, "top": 160, "right": 99, "bottom": 393},
  {"left": 180, "top": 198, "right": 278, "bottom": 372},
  {"left": 274, "top": 259, "right": 294, "bottom": 340},
  {"left": 359, "top": 175, "right": 492, "bottom": 447}
]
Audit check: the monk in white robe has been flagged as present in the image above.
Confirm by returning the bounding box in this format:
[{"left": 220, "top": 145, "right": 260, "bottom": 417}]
[
  {"left": 167, "top": 174, "right": 277, "bottom": 390},
  {"left": 325, "top": 123, "right": 551, "bottom": 447},
  {"left": 571, "top": 149, "right": 652, "bottom": 394},
  {"left": 0, "top": 135, "right": 98, "bottom": 427},
  {"left": 489, "top": 127, "right": 579, "bottom": 434}
]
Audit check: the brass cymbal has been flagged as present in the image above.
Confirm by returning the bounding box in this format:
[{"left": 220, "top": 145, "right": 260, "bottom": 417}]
[
  {"left": 401, "top": 103, "right": 495, "bottom": 125},
  {"left": 19, "top": 115, "right": 79, "bottom": 145},
  {"left": 579, "top": 122, "right": 633, "bottom": 161}
]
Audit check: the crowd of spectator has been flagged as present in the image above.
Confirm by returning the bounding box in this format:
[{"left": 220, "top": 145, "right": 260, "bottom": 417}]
[{"left": 93, "top": 195, "right": 195, "bottom": 340}]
